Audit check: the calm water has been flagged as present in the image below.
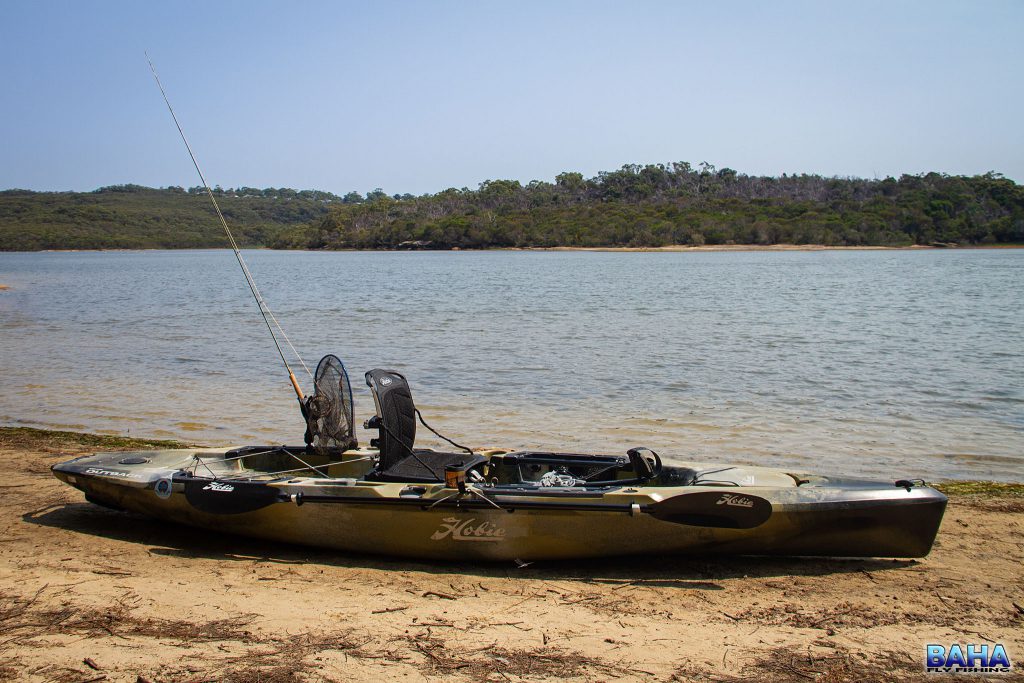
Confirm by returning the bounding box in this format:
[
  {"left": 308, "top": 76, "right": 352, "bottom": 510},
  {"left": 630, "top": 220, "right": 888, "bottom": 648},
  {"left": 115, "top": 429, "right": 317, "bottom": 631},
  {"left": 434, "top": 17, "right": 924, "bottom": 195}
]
[{"left": 1, "top": 249, "right": 1022, "bottom": 481}]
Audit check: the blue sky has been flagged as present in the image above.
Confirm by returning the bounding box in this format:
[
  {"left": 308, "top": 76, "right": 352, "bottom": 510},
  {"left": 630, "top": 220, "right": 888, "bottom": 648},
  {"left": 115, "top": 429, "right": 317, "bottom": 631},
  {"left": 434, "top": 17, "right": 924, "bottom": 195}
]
[{"left": 1, "top": 1, "right": 1022, "bottom": 194}]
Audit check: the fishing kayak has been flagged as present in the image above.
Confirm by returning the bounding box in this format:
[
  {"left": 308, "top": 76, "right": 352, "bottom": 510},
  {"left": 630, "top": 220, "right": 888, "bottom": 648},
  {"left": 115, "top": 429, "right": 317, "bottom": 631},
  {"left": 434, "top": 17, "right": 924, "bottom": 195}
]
[{"left": 51, "top": 444, "right": 946, "bottom": 561}]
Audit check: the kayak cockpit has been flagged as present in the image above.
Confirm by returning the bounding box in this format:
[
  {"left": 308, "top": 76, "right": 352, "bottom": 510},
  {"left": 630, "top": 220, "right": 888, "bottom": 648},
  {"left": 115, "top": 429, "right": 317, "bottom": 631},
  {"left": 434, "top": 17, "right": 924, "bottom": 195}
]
[{"left": 179, "top": 444, "right": 803, "bottom": 494}]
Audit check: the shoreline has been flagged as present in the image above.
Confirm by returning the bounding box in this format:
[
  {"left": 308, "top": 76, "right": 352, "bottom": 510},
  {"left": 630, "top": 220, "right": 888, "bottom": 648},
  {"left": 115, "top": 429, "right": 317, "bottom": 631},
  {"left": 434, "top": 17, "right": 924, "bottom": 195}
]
[
  {"left": 1, "top": 426, "right": 1021, "bottom": 681},
  {"left": 4, "top": 243, "right": 1022, "bottom": 254},
  {"left": 542, "top": 244, "right": 931, "bottom": 252}
]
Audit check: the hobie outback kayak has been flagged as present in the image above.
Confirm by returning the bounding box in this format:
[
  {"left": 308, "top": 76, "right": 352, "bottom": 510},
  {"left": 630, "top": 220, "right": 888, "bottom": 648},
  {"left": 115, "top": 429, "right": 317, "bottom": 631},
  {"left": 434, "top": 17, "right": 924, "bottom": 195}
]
[{"left": 52, "top": 359, "right": 947, "bottom": 561}]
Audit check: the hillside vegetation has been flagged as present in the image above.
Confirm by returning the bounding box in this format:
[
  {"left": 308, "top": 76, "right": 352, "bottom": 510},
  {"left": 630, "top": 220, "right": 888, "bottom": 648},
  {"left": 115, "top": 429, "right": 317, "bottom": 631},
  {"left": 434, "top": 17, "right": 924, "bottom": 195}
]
[
  {"left": 276, "top": 165, "right": 1024, "bottom": 250},
  {"left": 2, "top": 165, "right": 1022, "bottom": 250},
  {"left": 0, "top": 184, "right": 339, "bottom": 250}
]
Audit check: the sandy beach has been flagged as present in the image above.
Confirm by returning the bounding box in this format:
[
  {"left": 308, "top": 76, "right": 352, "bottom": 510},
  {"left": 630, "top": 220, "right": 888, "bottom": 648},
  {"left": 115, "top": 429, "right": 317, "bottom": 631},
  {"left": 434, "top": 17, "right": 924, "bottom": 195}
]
[{"left": 0, "top": 427, "right": 1021, "bottom": 682}]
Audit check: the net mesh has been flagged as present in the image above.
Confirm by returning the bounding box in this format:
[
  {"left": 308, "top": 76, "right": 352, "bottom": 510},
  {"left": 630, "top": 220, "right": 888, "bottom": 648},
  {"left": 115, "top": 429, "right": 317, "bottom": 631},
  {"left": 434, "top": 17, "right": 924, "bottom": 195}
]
[{"left": 306, "top": 354, "right": 357, "bottom": 453}]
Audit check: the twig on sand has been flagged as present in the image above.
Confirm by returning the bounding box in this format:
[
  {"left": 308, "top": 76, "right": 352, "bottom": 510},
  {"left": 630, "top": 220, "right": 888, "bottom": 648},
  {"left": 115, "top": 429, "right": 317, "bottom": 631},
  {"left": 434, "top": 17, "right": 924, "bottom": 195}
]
[
  {"left": 417, "top": 622, "right": 466, "bottom": 629},
  {"left": 784, "top": 666, "right": 815, "bottom": 680},
  {"left": 560, "top": 595, "right": 600, "bottom": 605},
  {"left": 483, "top": 621, "right": 529, "bottom": 630},
  {"left": 810, "top": 607, "right": 855, "bottom": 628},
  {"left": 413, "top": 641, "right": 443, "bottom": 662},
  {"left": 83, "top": 657, "right": 101, "bottom": 670},
  {"left": 371, "top": 605, "right": 408, "bottom": 614},
  {"left": 629, "top": 666, "right": 658, "bottom": 676},
  {"left": 100, "top": 624, "right": 127, "bottom": 639},
  {"left": 470, "top": 643, "right": 497, "bottom": 653},
  {"left": 423, "top": 590, "right": 457, "bottom": 600}
]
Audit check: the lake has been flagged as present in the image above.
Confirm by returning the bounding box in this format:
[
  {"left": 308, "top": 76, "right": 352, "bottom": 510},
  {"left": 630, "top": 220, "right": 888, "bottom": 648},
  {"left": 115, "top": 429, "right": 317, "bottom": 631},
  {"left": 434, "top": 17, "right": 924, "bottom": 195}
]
[{"left": 1, "top": 248, "right": 1021, "bottom": 481}]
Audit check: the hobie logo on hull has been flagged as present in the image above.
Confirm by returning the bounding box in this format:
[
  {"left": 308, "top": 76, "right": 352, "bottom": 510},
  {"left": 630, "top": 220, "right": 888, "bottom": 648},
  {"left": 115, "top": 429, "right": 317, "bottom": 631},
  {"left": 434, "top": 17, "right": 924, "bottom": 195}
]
[
  {"left": 717, "top": 494, "right": 755, "bottom": 508},
  {"left": 431, "top": 517, "right": 506, "bottom": 542},
  {"left": 202, "top": 482, "right": 235, "bottom": 493}
]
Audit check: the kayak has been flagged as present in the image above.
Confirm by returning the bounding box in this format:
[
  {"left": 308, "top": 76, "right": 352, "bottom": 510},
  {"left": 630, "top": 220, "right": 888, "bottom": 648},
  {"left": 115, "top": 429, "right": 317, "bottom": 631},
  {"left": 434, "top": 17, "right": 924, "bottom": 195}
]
[
  {"left": 51, "top": 363, "right": 947, "bottom": 561},
  {"left": 51, "top": 447, "right": 945, "bottom": 561}
]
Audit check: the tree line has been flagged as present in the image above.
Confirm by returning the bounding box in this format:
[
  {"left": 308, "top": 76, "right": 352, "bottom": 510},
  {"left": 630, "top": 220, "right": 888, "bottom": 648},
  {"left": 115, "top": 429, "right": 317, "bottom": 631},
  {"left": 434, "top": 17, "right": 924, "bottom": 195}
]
[
  {"left": 0, "top": 185, "right": 335, "bottom": 250},
  {"left": 273, "top": 165, "right": 1024, "bottom": 250},
  {"left": 2, "top": 166, "right": 1022, "bottom": 251}
]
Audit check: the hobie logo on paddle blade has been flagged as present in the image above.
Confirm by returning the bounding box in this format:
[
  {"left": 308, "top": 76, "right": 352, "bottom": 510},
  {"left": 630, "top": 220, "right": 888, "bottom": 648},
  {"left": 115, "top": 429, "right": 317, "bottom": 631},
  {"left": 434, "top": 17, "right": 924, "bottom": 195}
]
[
  {"left": 202, "top": 482, "right": 235, "bottom": 493},
  {"left": 716, "top": 494, "right": 755, "bottom": 508},
  {"left": 431, "top": 517, "right": 506, "bottom": 542}
]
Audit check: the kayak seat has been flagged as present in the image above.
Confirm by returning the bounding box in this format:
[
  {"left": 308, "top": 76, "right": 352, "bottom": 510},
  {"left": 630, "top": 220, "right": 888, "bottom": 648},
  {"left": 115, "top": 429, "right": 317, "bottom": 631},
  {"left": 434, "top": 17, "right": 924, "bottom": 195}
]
[
  {"left": 364, "top": 369, "right": 417, "bottom": 472},
  {"left": 363, "top": 369, "right": 482, "bottom": 484}
]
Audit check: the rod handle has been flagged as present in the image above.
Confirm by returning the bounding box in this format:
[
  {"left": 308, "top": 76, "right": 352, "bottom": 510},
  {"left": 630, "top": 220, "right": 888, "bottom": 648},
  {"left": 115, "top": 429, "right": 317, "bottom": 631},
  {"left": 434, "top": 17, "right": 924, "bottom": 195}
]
[{"left": 289, "top": 371, "right": 305, "bottom": 401}]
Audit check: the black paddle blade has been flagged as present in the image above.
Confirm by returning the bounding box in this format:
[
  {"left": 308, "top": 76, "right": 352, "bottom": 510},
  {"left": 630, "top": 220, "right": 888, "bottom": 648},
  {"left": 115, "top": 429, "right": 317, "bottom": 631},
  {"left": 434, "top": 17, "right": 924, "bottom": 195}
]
[
  {"left": 182, "top": 477, "right": 282, "bottom": 515},
  {"left": 649, "top": 491, "right": 773, "bottom": 529}
]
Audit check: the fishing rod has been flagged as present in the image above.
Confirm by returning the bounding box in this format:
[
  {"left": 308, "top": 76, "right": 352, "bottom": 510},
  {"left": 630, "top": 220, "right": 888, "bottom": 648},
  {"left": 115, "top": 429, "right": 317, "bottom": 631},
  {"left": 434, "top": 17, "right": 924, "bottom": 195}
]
[{"left": 146, "top": 53, "right": 310, "bottom": 402}]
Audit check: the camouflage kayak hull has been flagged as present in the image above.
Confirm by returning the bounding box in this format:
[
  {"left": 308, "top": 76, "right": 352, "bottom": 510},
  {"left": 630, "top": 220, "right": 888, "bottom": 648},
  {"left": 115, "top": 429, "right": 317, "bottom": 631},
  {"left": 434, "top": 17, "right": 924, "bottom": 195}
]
[{"left": 52, "top": 447, "right": 947, "bottom": 561}]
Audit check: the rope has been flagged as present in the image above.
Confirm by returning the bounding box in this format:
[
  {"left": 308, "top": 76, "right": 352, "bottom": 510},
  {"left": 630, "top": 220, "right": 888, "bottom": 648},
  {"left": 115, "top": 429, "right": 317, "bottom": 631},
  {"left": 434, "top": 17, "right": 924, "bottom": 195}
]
[{"left": 189, "top": 449, "right": 374, "bottom": 480}]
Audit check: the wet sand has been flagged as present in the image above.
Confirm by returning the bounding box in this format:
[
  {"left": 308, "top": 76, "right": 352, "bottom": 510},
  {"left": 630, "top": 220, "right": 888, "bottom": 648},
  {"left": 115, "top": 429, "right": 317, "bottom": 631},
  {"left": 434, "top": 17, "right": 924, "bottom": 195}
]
[{"left": 1, "top": 428, "right": 1021, "bottom": 682}]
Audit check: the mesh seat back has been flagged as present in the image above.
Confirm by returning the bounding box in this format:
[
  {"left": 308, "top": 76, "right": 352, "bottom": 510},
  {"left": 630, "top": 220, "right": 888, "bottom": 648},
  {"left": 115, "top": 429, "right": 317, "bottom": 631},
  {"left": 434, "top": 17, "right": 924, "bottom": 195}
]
[{"left": 365, "top": 369, "right": 417, "bottom": 471}]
